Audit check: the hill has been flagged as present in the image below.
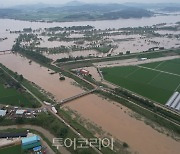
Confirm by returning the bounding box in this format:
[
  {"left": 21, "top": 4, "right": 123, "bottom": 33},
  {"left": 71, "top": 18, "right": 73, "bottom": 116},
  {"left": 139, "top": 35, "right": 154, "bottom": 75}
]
[{"left": 0, "top": 3, "right": 154, "bottom": 22}]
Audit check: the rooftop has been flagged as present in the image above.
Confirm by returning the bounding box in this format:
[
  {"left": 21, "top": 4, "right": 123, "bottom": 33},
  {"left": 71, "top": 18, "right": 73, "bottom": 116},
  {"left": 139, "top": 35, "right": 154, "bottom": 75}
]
[
  {"left": 16, "top": 110, "right": 26, "bottom": 115},
  {"left": 0, "top": 110, "right": 7, "bottom": 117},
  {"left": 22, "top": 135, "right": 40, "bottom": 145}
]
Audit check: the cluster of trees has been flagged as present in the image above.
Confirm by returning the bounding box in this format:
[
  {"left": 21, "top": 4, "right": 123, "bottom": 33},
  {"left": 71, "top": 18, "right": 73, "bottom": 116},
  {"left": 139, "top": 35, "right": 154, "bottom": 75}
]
[
  {"left": 56, "top": 56, "right": 84, "bottom": 63},
  {"left": 93, "top": 46, "right": 112, "bottom": 53},
  {"left": 1, "top": 112, "right": 69, "bottom": 141},
  {"left": 0, "top": 68, "right": 22, "bottom": 90},
  {"left": 114, "top": 88, "right": 180, "bottom": 125},
  {"left": 23, "top": 28, "right": 32, "bottom": 32},
  {"left": 114, "top": 88, "right": 155, "bottom": 108},
  {"left": 45, "top": 25, "right": 93, "bottom": 32},
  {"left": 17, "top": 33, "right": 40, "bottom": 43},
  {"left": 12, "top": 43, "right": 52, "bottom": 64}
]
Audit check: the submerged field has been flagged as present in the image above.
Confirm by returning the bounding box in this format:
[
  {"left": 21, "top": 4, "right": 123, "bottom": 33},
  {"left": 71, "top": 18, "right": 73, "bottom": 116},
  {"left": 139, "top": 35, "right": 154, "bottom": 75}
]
[{"left": 101, "top": 58, "right": 180, "bottom": 104}]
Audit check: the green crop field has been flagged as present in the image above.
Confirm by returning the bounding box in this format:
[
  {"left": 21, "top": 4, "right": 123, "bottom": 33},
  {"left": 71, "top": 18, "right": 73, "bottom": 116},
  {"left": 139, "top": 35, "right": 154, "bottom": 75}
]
[
  {"left": 0, "top": 83, "right": 37, "bottom": 107},
  {"left": 0, "top": 67, "right": 40, "bottom": 108},
  {"left": 0, "top": 145, "right": 22, "bottom": 154},
  {"left": 141, "top": 58, "right": 180, "bottom": 75},
  {"left": 101, "top": 58, "right": 180, "bottom": 104}
]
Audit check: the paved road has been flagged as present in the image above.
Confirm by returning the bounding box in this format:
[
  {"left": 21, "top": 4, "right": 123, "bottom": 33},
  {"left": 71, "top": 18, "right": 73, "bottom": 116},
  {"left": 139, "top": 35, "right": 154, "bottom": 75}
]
[
  {"left": 102, "top": 79, "right": 180, "bottom": 117},
  {"left": 0, "top": 66, "right": 102, "bottom": 154},
  {"left": 101, "top": 87, "right": 180, "bottom": 127},
  {"left": 52, "top": 62, "right": 180, "bottom": 127},
  {"left": 95, "top": 55, "right": 180, "bottom": 68},
  {"left": 55, "top": 48, "right": 180, "bottom": 65},
  {"left": 51, "top": 63, "right": 97, "bottom": 89},
  {"left": 0, "top": 66, "right": 70, "bottom": 154}
]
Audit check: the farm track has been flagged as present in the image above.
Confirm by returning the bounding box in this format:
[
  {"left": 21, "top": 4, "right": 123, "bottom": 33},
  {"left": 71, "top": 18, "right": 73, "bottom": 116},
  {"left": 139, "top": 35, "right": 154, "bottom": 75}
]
[
  {"left": 0, "top": 125, "right": 55, "bottom": 154},
  {"left": 137, "top": 65, "right": 180, "bottom": 77},
  {"left": 0, "top": 66, "right": 102, "bottom": 154},
  {"left": 95, "top": 55, "right": 180, "bottom": 68}
]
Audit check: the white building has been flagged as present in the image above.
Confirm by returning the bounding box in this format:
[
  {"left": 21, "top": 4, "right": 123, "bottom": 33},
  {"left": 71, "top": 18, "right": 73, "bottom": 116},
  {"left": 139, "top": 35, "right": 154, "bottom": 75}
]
[{"left": 0, "top": 110, "right": 7, "bottom": 117}]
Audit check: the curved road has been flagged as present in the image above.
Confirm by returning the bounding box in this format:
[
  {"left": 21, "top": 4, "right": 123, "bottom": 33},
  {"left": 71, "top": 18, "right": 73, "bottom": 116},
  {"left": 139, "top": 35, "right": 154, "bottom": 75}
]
[
  {"left": 0, "top": 66, "right": 102, "bottom": 154},
  {"left": 0, "top": 125, "right": 70, "bottom": 154}
]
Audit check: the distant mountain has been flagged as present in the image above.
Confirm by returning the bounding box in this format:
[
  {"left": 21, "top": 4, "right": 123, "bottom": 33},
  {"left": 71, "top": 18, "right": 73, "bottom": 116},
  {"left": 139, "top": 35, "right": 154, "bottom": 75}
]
[
  {"left": 0, "top": 9, "right": 21, "bottom": 16},
  {"left": 12, "top": 3, "right": 51, "bottom": 10},
  {"left": 100, "top": 8, "right": 153, "bottom": 19},
  {"left": 161, "top": 7, "right": 180, "bottom": 12},
  {"left": 38, "top": 3, "right": 126, "bottom": 13},
  {"left": 0, "top": 2, "right": 154, "bottom": 22},
  {"left": 123, "top": 2, "right": 180, "bottom": 9},
  {"left": 64, "top": 0, "right": 85, "bottom": 6}
]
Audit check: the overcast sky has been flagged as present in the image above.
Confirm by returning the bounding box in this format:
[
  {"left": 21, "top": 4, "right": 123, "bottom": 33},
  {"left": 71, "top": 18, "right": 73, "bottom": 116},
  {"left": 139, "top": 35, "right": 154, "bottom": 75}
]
[{"left": 1, "top": 0, "right": 180, "bottom": 7}]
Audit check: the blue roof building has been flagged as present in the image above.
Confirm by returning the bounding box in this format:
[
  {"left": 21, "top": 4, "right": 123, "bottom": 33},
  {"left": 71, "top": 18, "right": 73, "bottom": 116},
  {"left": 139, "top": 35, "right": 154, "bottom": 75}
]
[
  {"left": 33, "top": 146, "right": 42, "bottom": 152},
  {"left": 22, "top": 135, "right": 41, "bottom": 150},
  {"left": 22, "top": 135, "right": 40, "bottom": 146}
]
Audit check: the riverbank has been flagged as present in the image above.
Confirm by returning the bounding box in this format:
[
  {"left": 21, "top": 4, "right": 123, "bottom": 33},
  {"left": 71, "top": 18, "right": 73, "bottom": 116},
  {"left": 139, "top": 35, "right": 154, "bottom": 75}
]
[{"left": 0, "top": 53, "right": 180, "bottom": 154}]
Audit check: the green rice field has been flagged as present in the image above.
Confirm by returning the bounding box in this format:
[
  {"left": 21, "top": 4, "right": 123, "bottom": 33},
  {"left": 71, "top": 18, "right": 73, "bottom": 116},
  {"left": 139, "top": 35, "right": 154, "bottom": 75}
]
[
  {"left": 0, "top": 83, "right": 35, "bottom": 107},
  {"left": 0, "top": 145, "right": 22, "bottom": 154},
  {"left": 0, "top": 67, "right": 40, "bottom": 108},
  {"left": 101, "top": 58, "right": 180, "bottom": 104}
]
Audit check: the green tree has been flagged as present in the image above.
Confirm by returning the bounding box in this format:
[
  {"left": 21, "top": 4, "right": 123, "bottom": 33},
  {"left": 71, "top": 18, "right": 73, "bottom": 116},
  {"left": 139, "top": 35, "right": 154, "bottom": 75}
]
[{"left": 19, "top": 74, "right": 24, "bottom": 82}]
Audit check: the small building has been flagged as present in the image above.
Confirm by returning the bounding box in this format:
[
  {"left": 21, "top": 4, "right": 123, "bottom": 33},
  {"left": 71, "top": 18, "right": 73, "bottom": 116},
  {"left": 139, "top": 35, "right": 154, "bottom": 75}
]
[
  {"left": 0, "top": 110, "right": 7, "bottom": 117},
  {"left": 22, "top": 135, "right": 40, "bottom": 146},
  {"left": 139, "top": 58, "right": 148, "bottom": 61},
  {"left": 16, "top": 110, "right": 26, "bottom": 115},
  {"left": 22, "top": 135, "right": 41, "bottom": 150},
  {"left": 0, "top": 132, "right": 27, "bottom": 139},
  {"left": 80, "top": 69, "right": 89, "bottom": 76},
  {"left": 22, "top": 141, "right": 41, "bottom": 150},
  {"left": 33, "top": 146, "right": 42, "bottom": 152}
]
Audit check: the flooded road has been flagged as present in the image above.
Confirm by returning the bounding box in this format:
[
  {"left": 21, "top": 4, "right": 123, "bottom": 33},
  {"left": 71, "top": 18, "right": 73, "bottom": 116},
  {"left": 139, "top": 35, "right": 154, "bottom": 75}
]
[
  {"left": 0, "top": 53, "right": 180, "bottom": 154},
  {"left": 111, "top": 35, "right": 180, "bottom": 55},
  {"left": 1, "top": 15, "right": 180, "bottom": 54},
  {"left": 0, "top": 15, "right": 180, "bottom": 154},
  {"left": 94, "top": 55, "right": 180, "bottom": 68}
]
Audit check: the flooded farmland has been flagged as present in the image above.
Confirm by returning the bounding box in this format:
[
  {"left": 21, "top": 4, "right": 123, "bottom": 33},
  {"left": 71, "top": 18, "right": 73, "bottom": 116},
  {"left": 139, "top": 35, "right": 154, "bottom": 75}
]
[
  {"left": 44, "top": 50, "right": 100, "bottom": 61},
  {"left": 0, "top": 14, "right": 180, "bottom": 52},
  {"left": 0, "top": 14, "right": 180, "bottom": 154},
  {"left": 0, "top": 53, "right": 84, "bottom": 100},
  {"left": 0, "top": 15, "right": 180, "bottom": 31},
  {"left": 0, "top": 53, "right": 180, "bottom": 154}
]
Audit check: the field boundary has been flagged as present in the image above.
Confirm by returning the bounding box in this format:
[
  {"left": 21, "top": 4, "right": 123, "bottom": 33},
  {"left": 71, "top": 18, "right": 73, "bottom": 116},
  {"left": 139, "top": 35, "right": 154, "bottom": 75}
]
[{"left": 137, "top": 65, "right": 180, "bottom": 77}]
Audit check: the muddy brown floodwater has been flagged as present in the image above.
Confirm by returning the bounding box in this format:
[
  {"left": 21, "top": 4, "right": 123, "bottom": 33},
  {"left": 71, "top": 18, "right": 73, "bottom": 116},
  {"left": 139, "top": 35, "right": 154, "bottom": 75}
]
[
  {"left": 65, "top": 94, "right": 180, "bottom": 154},
  {"left": 44, "top": 49, "right": 99, "bottom": 61},
  {"left": 0, "top": 53, "right": 180, "bottom": 154},
  {"left": 0, "top": 53, "right": 84, "bottom": 100}
]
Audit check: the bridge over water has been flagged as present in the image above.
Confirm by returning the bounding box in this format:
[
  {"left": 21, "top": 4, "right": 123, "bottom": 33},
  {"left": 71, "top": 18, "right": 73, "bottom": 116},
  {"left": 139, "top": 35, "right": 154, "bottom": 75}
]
[
  {"left": 0, "top": 50, "right": 12, "bottom": 55},
  {"left": 58, "top": 88, "right": 97, "bottom": 105}
]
